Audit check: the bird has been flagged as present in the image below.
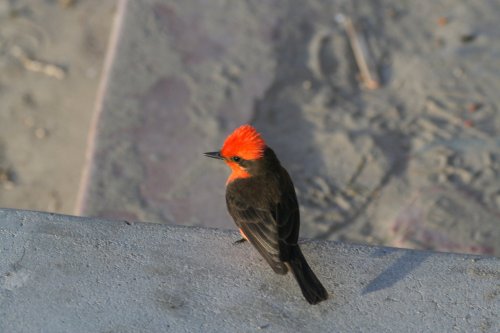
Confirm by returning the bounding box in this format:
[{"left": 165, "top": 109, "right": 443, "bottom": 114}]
[{"left": 204, "top": 124, "right": 328, "bottom": 304}]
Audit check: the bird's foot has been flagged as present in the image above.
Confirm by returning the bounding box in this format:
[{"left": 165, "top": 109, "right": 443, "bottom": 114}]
[{"left": 233, "top": 238, "right": 247, "bottom": 245}]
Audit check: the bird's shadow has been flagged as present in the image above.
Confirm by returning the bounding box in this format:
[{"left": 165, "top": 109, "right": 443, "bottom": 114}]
[{"left": 362, "top": 250, "right": 431, "bottom": 295}]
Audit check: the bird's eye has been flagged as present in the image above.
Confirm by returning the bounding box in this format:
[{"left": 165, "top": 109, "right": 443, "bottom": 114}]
[{"left": 232, "top": 156, "right": 241, "bottom": 163}]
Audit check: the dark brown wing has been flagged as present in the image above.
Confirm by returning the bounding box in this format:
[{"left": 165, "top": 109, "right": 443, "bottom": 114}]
[
  {"left": 226, "top": 166, "right": 300, "bottom": 274},
  {"left": 275, "top": 167, "right": 300, "bottom": 261},
  {"left": 226, "top": 187, "right": 287, "bottom": 274}
]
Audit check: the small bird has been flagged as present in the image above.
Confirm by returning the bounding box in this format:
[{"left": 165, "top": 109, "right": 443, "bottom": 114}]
[{"left": 204, "top": 124, "right": 328, "bottom": 304}]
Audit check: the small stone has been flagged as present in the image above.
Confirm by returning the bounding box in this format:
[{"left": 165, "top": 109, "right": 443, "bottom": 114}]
[
  {"left": 467, "top": 103, "right": 482, "bottom": 113},
  {"left": 386, "top": 8, "right": 397, "bottom": 18},
  {"left": 0, "top": 168, "right": 15, "bottom": 189},
  {"left": 437, "top": 17, "right": 448, "bottom": 26},
  {"left": 59, "top": 0, "right": 75, "bottom": 8},
  {"left": 0, "top": 168, "right": 13, "bottom": 182},
  {"left": 463, "top": 119, "right": 474, "bottom": 128},
  {"left": 460, "top": 34, "right": 476, "bottom": 44},
  {"left": 35, "top": 127, "right": 48, "bottom": 139}
]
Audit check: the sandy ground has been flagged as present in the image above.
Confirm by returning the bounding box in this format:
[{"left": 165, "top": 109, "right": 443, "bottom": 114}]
[
  {"left": 0, "top": 0, "right": 499, "bottom": 256},
  {"left": 0, "top": 0, "right": 115, "bottom": 213},
  {"left": 248, "top": 1, "right": 500, "bottom": 255}
]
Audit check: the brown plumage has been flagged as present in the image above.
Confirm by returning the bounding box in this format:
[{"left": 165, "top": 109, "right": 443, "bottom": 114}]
[{"left": 204, "top": 125, "right": 328, "bottom": 304}]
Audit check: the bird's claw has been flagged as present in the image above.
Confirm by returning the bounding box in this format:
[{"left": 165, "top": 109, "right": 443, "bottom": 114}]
[{"left": 233, "top": 238, "right": 247, "bottom": 245}]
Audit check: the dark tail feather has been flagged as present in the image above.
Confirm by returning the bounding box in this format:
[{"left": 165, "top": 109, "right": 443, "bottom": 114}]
[{"left": 287, "top": 246, "right": 328, "bottom": 305}]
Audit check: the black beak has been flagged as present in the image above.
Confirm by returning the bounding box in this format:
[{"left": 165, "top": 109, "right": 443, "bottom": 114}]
[{"left": 204, "top": 151, "right": 223, "bottom": 160}]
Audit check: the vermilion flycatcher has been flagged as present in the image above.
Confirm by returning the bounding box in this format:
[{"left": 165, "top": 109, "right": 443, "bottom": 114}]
[{"left": 205, "top": 124, "right": 328, "bottom": 304}]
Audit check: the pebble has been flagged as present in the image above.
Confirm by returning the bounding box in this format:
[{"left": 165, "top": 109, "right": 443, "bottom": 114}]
[{"left": 35, "top": 127, "right": 48, "bottom": 139}]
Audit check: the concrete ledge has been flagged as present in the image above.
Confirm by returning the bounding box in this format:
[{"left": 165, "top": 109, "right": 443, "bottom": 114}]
[{"left": 0, "top": 209, "right": 498, "bottom": 332}]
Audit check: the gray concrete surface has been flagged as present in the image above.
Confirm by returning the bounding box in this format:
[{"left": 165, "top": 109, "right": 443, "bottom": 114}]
[{"left": 0, "top": 208, "right": 498, "bottom": 332}]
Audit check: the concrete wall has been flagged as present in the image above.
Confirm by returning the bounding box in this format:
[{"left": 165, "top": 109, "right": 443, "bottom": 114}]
[{"left": 0, "top": 209, "right": 498, "bottom": 332}]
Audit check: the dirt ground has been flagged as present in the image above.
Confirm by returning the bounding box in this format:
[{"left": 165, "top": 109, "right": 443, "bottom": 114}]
[
  {"left": 0, "top": 0, "right": 498, "bottom": 256},
  {"left": 0, "top": 0, "right": 115, "bottom": 213},
  {"left": 249, "top": 1, "right": 500, "bottom": 255}
]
